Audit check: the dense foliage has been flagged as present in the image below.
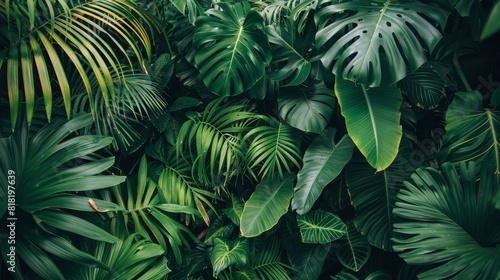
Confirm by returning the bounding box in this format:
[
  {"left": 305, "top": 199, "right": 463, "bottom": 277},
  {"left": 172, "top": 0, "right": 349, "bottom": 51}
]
[{"left": 1, "top": 0, "right": 500, "bottom": 279}]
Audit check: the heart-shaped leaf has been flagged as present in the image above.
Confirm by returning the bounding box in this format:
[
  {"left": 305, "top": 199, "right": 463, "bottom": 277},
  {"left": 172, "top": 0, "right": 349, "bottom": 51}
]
[
  {"left": 210, "top": 238, "right": 249, "bottom": 277},
  {"left": 297, "top": 210, "right": 347, "bottom": 243}
]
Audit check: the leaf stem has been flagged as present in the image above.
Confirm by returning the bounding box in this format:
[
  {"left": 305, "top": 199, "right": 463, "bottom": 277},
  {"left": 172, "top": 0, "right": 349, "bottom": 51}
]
[{"left": 453, "top": 51, "right": 472, "bottom": 92}]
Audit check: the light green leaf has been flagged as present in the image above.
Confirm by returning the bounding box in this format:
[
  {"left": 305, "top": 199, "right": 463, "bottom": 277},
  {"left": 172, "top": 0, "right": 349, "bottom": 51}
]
[
  {"left": 193, "top": 2, "right": 271, "bottom": 96},
  {"left": 393, "top": 162, "right": 500, "bottom": 279},
  {"left": 437, "top": 91, "right": 500, "bottom": 174},
  {"left": 316, "top": 0, "right": 448, "bottom": 86},
  {"left": 278, "top": 79, "right": 336, "bottom": 133},
  {"left": 210, "top": 238, "right": 249, "bottom": 277},
  {"left": 335, "top": 77, "right": 402, "bottom": 171},
  {"left": 335, "top": 221, "right": 371, "bottom": 272},
  {"left": 240, "top": 173, "right": 295, "bottom": 237},
  {"left": 293, "top": 129, "right": 354, "bottom": 214},
  {"left": 297, "top": 210, "right": 346, "bottom": 243}
]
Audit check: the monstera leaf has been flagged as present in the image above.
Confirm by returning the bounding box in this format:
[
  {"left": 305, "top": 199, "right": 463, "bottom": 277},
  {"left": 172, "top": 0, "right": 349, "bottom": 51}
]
[
  {"left": 315, "top": 0, "right": 449, "bottom": 86},
  {"left": 240, "top": 173, "right": 295, "bottom": 237},
  {"left": 393, "top": 162, "right": 500, "bottom": 279},
  {"left": 437, "top": 91, "right": 500, "bottom": 174},
  {"left": 335, "top": 77, "right": 402, "bottom": 171},
  {"left": 297, "top": 210, "right": 347, "bottom": 243},
  {"left": 346, "top": 141, "right": 415, "bottom": 251},
  {"left": 193, "top": 1, "right": 271, "bottom": 96},
  {"left": 278, "top": 79, "right": 336, "bottom": 133},
  {"left": 266, "top": 18, "right": 315, "bottom": 86},
  {"left": 292, "top": 129, "right": 354, "bottom": 214}
]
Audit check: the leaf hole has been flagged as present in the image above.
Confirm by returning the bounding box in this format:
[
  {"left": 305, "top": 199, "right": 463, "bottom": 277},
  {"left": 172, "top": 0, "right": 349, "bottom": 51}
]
[{"left": 386, "top": 22, "right": 392, "bottom": 27}]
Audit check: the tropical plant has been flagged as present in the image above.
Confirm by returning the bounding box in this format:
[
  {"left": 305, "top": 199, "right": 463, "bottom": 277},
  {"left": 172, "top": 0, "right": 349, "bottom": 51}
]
[
  {"left": 0, "top": 114, "right": 125, "bottom": 279},
  {"left": 2, "top": 0, "right": 500, "bottom": 278},
  {"left": 0, "top": 0, "right": 159, "bottom": 129}
]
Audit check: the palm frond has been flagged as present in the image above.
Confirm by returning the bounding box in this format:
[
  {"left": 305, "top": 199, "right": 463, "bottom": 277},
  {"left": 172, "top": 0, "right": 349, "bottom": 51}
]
[
  {"left": 244, "top": 117, "right": 302, "bottom": 180},
  {"left": 0, "top": 0, "right": 159, "bottom": 129},
  {"left": 176, "top": 97, "right": 259, "bottom": 187}
]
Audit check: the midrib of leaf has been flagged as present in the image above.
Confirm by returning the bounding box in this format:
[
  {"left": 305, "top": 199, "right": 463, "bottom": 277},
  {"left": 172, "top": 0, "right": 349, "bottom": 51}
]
[
  {"left": 361, "top": 0, "right": 391, "bottom": 70},
  {"left": 282, "top": 33, "right": 308, "bottom": 63},
  {"left": 345, "top": 227, "right": 359, "bottom": 270},
  {"left": 301, "top": 220, "right": 342, "bottom": 232},
  {"left": 225, "top": 26, "right": 243, "bottom": 89},
  {"left": 245, "top": 185, "right": 282, "bottom": 229},
  {"left": 486, "top": 110, "right": 500, "bottom": 174},
  {"left": 361, "top": 84, "right": 379, "bottom": 163}
]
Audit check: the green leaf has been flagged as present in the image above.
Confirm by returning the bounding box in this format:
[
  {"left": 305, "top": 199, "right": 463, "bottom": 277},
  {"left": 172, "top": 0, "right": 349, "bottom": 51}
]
[
  {"left": 63, "top": 234, "right": 169, "bottom": 280},
  {"left": 398, "top": 62, "right": 447, "bottom": 110},
  {"left": 210, "top": 238, "right": 249, "bottom": 277},
  {"left": 193, "top": 2, "right": 271, "bottom": 96},
  {"left": 287, "top": 242, "right": 330, "bottom": 280},
  {"left": 251, "top": 237, "right": 291, "bottom": 280},
  {"left": 240, "top": 173, "right": 295, "bottom": 237},
  {"left": 168, "top": 97, "right": 202, "bottom": 111},
  {"left": 335, "top": 221, "right": 371, "bottom": 272},
  {"left": 437, "top": 91, "right": 500, "bottom": 174},
  {"left": 245, "top": 119, "right": 302, "bottom": 180},
  {"left": 316, "top": 0, "right": 448, "bottom": 86},
  {"left": 34, "top": 210, "right": 119, "bottom": 243},
  {"left": 297, "top": 210, "right": 346, "bottom": 243},
  {"left": 223, "top": 196, "right": 245, "bottom": 226},
  {"left": 481, "top": 0, "right": 500, "bottom": 40},
  {"left": 278, "top": 79, "right": 336, "bottom": 133},
  {"left": 346, "top": 141, "right": 415, "bottom": 250},
  {"left": 266, "top": 18, "right": 314, "bottom": 86},
  {"left": 393, "top": 162, "right": 500, "bottom": 279},
  {"left": 335, "top": 77, "right": 402, "bottom": 171},
  {"left": 293, "top": 129, "right": 354, "bottom": 214}
]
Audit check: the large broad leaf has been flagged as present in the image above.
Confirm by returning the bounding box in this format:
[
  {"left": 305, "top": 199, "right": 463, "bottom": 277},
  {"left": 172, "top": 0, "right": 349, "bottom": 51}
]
[
  {"left": 393, "top": 162, "right": 500, "bottom": 279},
  {"left": 297, "top": 210, "right": 347, "bottom": 243},
  {"left": 437, "top": 91, "right": 500, "bottom": 174},
  {"left": 335, "top": 221, "right": 371, "bottom": 272},
  {"left": 292, "top": 129, "right": 354, "bottom": 214},
  {"left": 335, "top": 77, "right": 402, "bottom": 171},
  {"left": 278, "top": 79, "right": 336, "bottom": 133},
  {"left": 287, "top": 242, "right": 330, "bottom": 280},
  {"left": 346, "top": 141, "right": 415, "bottom": 250},
  {"left": 193, "top": 2, "right": 271, "bottom": 96},
  {"left": 266, "top": 18, "right": 315, "bottom": 86},
  {"left": 210, "top": 238, "right": 249, "bottom": 277},
  {"left": 397, "top": 62, "right": 448, "bottom": 110},
  {"left": 240, "top": 173, "right": 295, "bottom": 237},
  {"left": 315, "top": 0, "right": 449, "bottom": 87}
]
